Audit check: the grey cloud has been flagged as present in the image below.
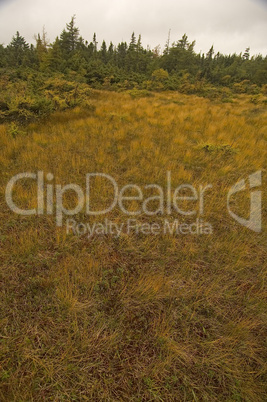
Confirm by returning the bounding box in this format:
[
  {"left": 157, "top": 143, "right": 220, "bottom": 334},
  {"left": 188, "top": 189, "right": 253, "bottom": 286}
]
[{"left": 0, "top": 0, "right": 266, "bottom": 55}]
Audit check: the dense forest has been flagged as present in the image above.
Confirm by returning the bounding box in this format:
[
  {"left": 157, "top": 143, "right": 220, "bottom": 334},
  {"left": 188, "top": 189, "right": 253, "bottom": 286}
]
[{"left": 1, "top": 16, "right": 266, "bottom": 123}]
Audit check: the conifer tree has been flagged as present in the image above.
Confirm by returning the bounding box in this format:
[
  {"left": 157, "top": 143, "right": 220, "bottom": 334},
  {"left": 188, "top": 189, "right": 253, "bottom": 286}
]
[
  {"left": 8, "top": 31, "right": 30, "bottom": 66},
  {"left": 243, "top": 47, "right": 250, "bottom": 60},
  {"left": 129, "top": 32, "right": 137, "bottom": 51},
  {"left": 60, "top": 15, "right": 79, "bottom": 54},
  {"left": 100, "top": 40, "right": 107, "bottom": 63},
  {"left": 93, "top": 33, "right": 98, "bottom": 54}
]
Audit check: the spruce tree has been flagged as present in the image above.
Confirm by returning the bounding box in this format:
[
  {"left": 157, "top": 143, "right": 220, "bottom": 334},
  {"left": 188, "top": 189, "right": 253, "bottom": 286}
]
[
  {"left": 60, "top": 15, "right": 79, "bottom": 54},
  {"left": 8, "top": 31, "right": 30, "bottom": 67},
  {"left": 100, "top": 40, "right": 108, "bottom": 63}
]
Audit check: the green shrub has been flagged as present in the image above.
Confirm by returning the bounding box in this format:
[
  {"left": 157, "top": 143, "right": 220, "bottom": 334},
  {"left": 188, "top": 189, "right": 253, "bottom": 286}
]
[{"left": 127, "top": 89, "right": 153, "bottom": 98}]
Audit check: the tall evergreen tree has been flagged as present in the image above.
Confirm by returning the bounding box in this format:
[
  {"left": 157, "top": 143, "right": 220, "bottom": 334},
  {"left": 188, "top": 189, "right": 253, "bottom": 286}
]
[
  {"left": 129, "top": 32, "right": 137, "bottom": 52},
  {"left": 8, "top": 31, "right": 29, "bottom": 66},
  {"left": 93, "top": 33, "right": 98, "bottom": 54},
  {"left": 0, "top": 44, "right": 7, "bottom": 67},
  {"left": 35, "top": 29, "right": 48, "bottom": 68},
  {"left": 46, "top": 36, "right": 64, "bottom": 71},
  {"left": 243, "top": 47, "right": 250, "bottom": 61},
  {"left": 108, "top": 42, "right": 114, "bottom": 61},
  {"left": 100, "top": 40, "right": 107, "bottom": 63},
  {"left": 60, "top": 15, "right": 79, "bottom": 54}
]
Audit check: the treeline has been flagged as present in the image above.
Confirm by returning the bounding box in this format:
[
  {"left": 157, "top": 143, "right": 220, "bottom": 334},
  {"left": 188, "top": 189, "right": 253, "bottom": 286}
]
[{"left": 0, "top": 16, "right": 267, "bottom": 94}]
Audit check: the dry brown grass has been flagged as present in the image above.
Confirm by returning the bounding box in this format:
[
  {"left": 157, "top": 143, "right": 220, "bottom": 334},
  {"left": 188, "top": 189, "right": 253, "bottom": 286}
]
[{"left": 0, "top": 90, "right": 266, "bottom": 401}]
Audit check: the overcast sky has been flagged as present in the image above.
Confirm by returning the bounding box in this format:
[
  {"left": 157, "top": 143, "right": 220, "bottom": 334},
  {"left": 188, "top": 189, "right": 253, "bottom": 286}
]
[{"left": 0, "top": 0, "right": 266, "bottom": 56}]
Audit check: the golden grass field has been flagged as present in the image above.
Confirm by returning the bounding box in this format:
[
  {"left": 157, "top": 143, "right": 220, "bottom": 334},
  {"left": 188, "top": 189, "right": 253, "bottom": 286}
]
[{"left": 0, "top": 90, "right": 266, "bottom": 401}]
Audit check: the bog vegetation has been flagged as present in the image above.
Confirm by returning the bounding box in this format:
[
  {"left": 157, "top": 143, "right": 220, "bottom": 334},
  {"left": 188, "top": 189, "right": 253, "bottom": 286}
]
[
  {"left": 0, "top": 89, "right": 266, "bottom": 400},
  {"left": 0, "top": 16, "right": 266, "bottom": 402},
  {"left": 0, "top": 16, "right": 267, "bottom": 124}
]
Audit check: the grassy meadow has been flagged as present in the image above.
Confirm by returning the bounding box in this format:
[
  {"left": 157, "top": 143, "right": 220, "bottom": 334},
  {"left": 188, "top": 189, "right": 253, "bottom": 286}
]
[{"left": 0, "top": 90, "right": 266, "bottom": 400}]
